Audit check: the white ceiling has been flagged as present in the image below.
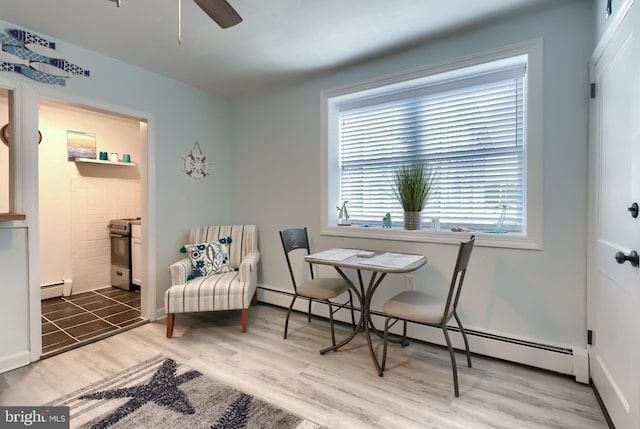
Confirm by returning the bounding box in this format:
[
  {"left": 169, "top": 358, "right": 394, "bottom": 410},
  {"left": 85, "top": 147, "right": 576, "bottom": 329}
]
[{"left": 1, "top": 0, "right": 553, "bottom": 97}]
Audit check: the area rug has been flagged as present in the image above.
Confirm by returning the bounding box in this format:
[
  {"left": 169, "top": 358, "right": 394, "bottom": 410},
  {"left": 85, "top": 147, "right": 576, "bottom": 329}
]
[{"left": 48, "top": 354, "right": 321, "bottom": 429}]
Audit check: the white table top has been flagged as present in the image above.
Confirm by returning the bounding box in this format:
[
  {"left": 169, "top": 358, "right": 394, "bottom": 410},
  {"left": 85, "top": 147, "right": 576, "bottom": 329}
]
[{"left": 305, "top": 248, "right": 427, "bottom": 273}]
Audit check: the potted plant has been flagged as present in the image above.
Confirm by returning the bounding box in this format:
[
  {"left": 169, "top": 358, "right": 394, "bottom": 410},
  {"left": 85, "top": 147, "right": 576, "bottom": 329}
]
[{"left": 392, "top": 162, "right": 436, "bottom": 230}]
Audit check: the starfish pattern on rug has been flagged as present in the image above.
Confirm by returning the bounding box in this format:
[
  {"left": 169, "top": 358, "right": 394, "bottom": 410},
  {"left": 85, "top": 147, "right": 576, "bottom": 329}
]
[
  {"left": 211, "top": 392, "right": 252, "bottom": 429},
  {"left": 78, "top": 358, "right": 201, "bottom": 428}
]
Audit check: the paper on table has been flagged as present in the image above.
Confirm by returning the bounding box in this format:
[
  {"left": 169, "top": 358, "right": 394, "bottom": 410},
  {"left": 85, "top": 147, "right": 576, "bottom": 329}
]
[
  {"left": 306, "top": 248, "right": 362, "bottom": 262},
  {"left": 358, "top": 252, "right": 424, "bottom": 269}
]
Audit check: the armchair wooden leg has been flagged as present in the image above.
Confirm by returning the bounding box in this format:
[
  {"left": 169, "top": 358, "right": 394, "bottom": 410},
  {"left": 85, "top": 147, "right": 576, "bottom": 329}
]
[
  {"left": 252, "top": 290, "right": 258, "bottom": 306},
  {"left": 242, "top": 308, "right": 248, "bottom": 333},
  {"left": 166, "top": 313, "right": 175, "bottom": 338}
]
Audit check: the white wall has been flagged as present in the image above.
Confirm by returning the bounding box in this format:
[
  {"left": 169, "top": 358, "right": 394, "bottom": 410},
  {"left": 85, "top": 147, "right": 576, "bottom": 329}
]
[
  {"left": 0, "top": 226, "right": 29, "bottom": 372},
  {"left": 231, "top": 0, "right": 595, "bottom": 352}
]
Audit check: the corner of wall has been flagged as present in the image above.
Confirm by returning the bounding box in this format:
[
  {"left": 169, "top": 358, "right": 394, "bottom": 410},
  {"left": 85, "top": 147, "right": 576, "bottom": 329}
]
[{"left": 573, "top": 347, "right": 590, "bottom": 384}]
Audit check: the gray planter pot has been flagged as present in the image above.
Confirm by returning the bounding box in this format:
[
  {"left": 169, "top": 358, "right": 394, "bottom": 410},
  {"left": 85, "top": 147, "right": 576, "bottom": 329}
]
[{"left": 403, "top": 211, "right": 422, "bottom": 230}]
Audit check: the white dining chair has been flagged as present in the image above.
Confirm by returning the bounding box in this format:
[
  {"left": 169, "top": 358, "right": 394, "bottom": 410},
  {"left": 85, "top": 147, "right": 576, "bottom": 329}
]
[{"left": 381, "top": 235, "right": 475, "bottom": 397}]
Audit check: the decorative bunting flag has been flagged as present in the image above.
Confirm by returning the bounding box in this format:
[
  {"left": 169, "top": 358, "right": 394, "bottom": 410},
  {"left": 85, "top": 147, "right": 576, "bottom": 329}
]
[{"left": 0, "top": 28, "right": 89, "bottom": 86}]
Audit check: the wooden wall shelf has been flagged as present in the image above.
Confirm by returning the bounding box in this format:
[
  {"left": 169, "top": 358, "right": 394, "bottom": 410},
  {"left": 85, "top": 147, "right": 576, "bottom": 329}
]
[{"left": 74, "top": 158, "right": 136, "bottom": 167}]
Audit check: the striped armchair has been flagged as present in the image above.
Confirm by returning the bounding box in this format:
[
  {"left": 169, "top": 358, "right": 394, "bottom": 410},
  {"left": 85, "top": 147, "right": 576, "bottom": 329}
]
[{"left": 165, "top": 225, "right": 260, "bottom": 337}]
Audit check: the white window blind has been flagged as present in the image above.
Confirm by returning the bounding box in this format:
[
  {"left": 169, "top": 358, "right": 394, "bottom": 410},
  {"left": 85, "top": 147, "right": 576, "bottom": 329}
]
[{"left": 338, "top": 65, "right": 526, "bottom": 233}]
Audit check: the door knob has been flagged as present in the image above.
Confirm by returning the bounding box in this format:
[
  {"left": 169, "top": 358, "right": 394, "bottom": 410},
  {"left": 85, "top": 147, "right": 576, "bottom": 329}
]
[
  {"left": 628, "top": 202, "right": 639, "bottom": 218},
  {"left": 614, "top": 250, "right": 639, "bottom": 267}
]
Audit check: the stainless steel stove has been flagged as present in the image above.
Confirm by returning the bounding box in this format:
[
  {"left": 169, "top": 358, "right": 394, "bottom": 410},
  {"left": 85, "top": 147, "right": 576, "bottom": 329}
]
[{"left": 108, "top": 218, "right": 139, "bottom": 290}]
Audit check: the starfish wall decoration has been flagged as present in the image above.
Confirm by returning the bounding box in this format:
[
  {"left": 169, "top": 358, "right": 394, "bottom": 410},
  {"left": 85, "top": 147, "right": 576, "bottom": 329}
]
[{"left": 182, "top": 141, "right": 210, "bottom": 180}]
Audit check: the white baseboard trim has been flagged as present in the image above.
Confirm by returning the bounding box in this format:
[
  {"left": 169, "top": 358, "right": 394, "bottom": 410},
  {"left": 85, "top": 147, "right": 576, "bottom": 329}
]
[
  {"left": 257, "top": 287, "right": 589, "bottom": 383},
  {"left": 0, "top": 350, "right": 30, "bottom": 374},
  {"left": 153, "top": 286, "right": 589, "bottom": 384},
  {"left": 156, "top": 307, "right": 167, "bottom": 321}
]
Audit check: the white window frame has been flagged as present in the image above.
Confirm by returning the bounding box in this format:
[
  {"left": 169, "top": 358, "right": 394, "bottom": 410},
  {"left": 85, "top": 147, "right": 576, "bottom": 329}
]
[{"left": 321, "top": 39, "right": 543, "bottom": 250}]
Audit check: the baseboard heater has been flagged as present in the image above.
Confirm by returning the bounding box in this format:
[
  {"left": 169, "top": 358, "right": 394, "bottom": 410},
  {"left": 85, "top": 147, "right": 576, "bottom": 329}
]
[
  {"left": 41, "top": 280, "right": 72, "bottom": 300},
  {"left": 370, "top": 307, "right": 573, "bottom": 355},
  {"left": 258, "top": 286, "right": 573, "bottom": 356}
]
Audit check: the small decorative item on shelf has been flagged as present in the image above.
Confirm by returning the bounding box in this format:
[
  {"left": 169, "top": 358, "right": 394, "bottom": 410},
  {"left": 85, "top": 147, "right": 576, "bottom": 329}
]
[
  {"left": 485, "top": 204, "right": 510, "bottom": 234},
  {"left": 431, "top": 217, "right": 440, "bottom": 230},
  {"left": 382, "top": 212, "right": 392, "bottom": 228},
  {"left": 110, "top": 152, "right": 119, "bottom": 162},
  {"left": 67, "top": 130, "right": 96, "bottom": 161},
  {"left": 336, "top": 201, "right": 351, "bottom": 226},
  {"left": 122, "top": 154, "right": 131, "bottom": 163},
  {"left": 99, "top": 151, "right": 108, "bottom": 160}
]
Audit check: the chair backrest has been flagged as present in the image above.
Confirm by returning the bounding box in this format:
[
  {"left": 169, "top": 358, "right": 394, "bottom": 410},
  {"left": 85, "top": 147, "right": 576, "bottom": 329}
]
[
  {"left": 443, "top": 235, "right": 475, "bottom": 323},
  {"left": 279, "top": 227, "right": 314, "bottom": 291},
  {"left": 189, "top": 225, "right": 257, "bottom": 268}
]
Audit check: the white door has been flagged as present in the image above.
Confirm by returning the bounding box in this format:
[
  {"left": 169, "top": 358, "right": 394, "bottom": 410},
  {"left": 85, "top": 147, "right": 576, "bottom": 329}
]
[{"left": 589, "top": 1, "right": 640, "bottom": 428}]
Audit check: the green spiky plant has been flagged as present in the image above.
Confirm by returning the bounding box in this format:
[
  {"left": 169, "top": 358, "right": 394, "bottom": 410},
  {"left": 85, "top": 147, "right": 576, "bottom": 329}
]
[{"left": 391, "top": 162, "right": 436, "bottom": 212}]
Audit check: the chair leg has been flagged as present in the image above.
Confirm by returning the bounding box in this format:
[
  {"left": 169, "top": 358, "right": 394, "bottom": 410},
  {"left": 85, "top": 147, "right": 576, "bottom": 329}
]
[
  {"left": 166, "top": 313, "right": 175, "bottom": 338},
  {"left": 381, "top": 316, "right": 392, "bottom": 372},
  {"left": 241, "top": 308, "right": 248, "bottom": 333},
  {"left": 307, "top": 298, "right": 312, "bottom": 323},
  {"left": 442, "top": 325, "right": 460, "bottom": 397},
  {"left": 454, "top": 312, "right": 472, "bottom": 368},
  {"left": 327, "top": 301, "right": 336, "bottom": 347},
  {"left": 348, "top": 290, "right": 356, "bottom": 330},
  {"left": 401, "top": 320, "right": 408, "bottom": 348},
  {"left": 284, "top": 295, "right": 297, "bottom": 339}
]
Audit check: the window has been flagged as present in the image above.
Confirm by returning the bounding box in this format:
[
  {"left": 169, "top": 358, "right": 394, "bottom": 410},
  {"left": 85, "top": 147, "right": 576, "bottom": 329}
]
[{"left": 322, "top": 41, "right": 542, "bottom": 249}]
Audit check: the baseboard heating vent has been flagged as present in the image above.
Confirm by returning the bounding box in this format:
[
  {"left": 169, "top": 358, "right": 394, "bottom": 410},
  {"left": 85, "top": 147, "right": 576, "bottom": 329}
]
[
  {"left": 257, "top": 286, "right": 581, "bottom": 378},
  {"left": 41, "top": 280, "right": 72, "bottom": 300}
]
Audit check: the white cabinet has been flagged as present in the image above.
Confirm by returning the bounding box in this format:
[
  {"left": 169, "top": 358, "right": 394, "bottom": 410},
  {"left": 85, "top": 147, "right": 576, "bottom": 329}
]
[{"left": 131, "top": 224, "right": 142, "bottom": 286}]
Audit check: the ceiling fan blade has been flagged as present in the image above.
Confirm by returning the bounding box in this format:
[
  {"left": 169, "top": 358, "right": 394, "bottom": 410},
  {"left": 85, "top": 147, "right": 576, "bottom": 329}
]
[{"left": 193, "top": 0, "right": 243, "bottom": 29}]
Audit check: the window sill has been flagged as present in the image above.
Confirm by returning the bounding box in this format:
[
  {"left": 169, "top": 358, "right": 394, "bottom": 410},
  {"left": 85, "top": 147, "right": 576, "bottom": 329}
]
[{"left": 321, "top": 225, "right": 542, "bottom": 250}]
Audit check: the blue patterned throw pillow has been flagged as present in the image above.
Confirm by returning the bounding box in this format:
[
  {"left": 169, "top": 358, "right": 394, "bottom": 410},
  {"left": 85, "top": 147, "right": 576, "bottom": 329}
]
[{"left": 180, "top": 237, "right": 232, "bottom": 279}]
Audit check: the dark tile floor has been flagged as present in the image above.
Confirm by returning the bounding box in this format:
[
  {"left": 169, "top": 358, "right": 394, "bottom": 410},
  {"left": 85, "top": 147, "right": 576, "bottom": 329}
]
[{"left": 41, "top": 287, "right": 145, "bottom": 357}]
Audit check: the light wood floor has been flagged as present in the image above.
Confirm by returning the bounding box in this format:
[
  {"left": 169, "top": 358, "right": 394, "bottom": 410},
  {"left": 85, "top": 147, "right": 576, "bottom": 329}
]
[{"left": 1, "top": 304, "right": 606, "bottom": 429}]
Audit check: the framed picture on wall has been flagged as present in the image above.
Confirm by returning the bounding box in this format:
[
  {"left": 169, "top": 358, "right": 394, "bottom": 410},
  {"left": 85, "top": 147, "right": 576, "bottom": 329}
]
[{"left": 67, "top": 129, "right": 96, "bottom": 161}]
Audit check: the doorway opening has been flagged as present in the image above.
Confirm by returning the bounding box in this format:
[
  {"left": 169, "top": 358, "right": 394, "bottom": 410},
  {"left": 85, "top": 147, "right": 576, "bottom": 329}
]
[{"left": 37, "top": 97, "right": 152, "bottom": 357}]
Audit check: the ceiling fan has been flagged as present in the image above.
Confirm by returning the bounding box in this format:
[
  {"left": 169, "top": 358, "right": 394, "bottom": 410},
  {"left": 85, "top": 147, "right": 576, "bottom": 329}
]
[
  {"left": 110, "top": 0, "right": 242, "bottom": 29},
  {"left": 193, "top": 0, "right": 243, "bottom": 29}
]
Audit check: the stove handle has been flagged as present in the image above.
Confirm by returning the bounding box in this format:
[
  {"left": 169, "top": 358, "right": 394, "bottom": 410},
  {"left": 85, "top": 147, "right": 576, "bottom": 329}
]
[{"left": 110, "top": 233, "right": 130, "bottom": 238}]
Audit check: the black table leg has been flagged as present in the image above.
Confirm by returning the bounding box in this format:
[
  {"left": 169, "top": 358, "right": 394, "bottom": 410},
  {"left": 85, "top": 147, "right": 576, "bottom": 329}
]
[
  {"left": 320, "top": 267, "right": 364, "bottom": 354},
  {"left": 319, "top": 267, "right": 407, "bottom": 374}
]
